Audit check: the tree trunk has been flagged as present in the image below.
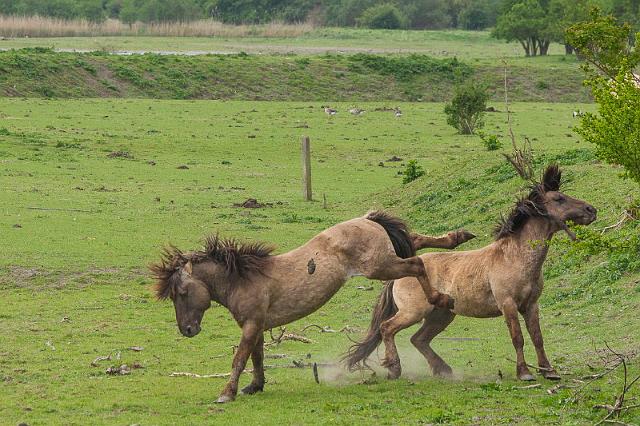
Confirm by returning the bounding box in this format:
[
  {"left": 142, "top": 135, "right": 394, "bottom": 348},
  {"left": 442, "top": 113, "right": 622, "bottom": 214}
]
[
  {"left": 520, "top": 40, "right": 531, "bottom": 57},
  {"left": 539, "top": 40, "right": 550, "bottom": 56},
  {"left": 530, "top": 38, "right": 538, "bottom": 56},
  {"left": 564, "top": 44, "right": 574, "bottom": 55}
]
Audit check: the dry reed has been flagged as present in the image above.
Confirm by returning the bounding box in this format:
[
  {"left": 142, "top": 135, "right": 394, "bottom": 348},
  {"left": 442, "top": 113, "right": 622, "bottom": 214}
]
[{"left": 0, "top": 15, "right": 315, "bottom": 38}]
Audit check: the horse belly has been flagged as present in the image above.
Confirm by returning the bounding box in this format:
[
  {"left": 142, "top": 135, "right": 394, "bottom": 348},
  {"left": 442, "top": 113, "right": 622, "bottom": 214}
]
[
  {"left": 264, "top": 273, "right": 348, "bottom": 329},
  {"left": 450, "top": 280, "right": 502, "bottom": 318}
]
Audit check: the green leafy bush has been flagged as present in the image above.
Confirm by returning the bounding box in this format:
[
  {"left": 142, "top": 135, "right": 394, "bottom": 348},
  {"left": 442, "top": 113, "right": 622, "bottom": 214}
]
[
  {"left": 567, "top": 9, "right": 640, "bottom": 185},
  {"left": 347, "top": 54, "right": 472, "bottom": 81},
  {"left": 444, "top": 82, "right": 489, "bottom": 135},
  {"left": 356, "top": 3, "right": 407, "bottom": 29},
  {"left": 478, "top": 132, "right": 502, "bottom": 151},
  {"left": 402, "top": 160, "right": 425, "bottom": 184}
]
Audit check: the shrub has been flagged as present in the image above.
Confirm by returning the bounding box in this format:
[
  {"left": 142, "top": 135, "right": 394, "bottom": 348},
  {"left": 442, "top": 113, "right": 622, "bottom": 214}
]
[
  {"left": 444, "top": 82, "right": 489, "bottom": 135},
  {"left": 402, "top": 160, "right": 425, "bottom": 184},
  {"left": 478, "top": 132, "right": 502, "bottom": 151},
  {"left": 357, "top": 3, "right": 407, "bottom": 29},
  {"left": 566, "top": 9, "right": 640, "bottom": 185}
]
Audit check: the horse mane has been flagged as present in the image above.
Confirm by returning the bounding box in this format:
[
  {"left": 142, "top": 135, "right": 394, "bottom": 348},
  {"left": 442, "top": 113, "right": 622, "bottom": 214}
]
[
  {"left": 494, "top": 164, "right": 562, "bottom": 240},
  {"left": 150, "top": 235, "right": 275, "bottom": 300}
]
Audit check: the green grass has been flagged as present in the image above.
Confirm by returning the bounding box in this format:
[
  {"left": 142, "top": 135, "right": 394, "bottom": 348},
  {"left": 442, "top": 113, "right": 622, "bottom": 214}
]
[
  {"left": 0, "top": 49, "right": 589, "bottom": 102},
  {"left": 0, "top": 29, "right": 569, "bottom": 58},
  {"left": 1, "top": 99, "right": 639, "bottom": 425}
]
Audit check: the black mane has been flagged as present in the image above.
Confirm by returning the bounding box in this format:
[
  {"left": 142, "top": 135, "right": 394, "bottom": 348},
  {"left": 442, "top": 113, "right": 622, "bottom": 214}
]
[
  {"left": 150, "top": 235, "right": 274, "bottom": 300},
  {"left": 493, "top": 164, "right": 562, "bottom": 240}
]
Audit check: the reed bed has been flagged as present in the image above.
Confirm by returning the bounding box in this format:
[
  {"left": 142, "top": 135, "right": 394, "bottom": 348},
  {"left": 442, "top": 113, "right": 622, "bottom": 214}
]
[{"left": 0, "top": 15, "right": 315, "bottom": 38}]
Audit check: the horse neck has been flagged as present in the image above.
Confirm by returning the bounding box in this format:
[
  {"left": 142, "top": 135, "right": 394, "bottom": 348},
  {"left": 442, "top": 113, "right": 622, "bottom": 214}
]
[
  {"left": 501, "top": 217, "right": 560, "bottom": 273},
  {"left": 194, "top": 262, "right": 231, "bottom": 308}
]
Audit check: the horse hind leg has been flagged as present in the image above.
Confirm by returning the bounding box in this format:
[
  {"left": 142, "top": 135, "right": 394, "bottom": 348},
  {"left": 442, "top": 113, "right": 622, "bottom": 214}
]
[
  {"left": 364, "top": 257, "right": 454, "bottom": 310},
  {"left": 410, "top": 309, "right": 456, "bottom": 377},
  {"left": 380, "top": 310, "right": 422, "bottom": 380}
]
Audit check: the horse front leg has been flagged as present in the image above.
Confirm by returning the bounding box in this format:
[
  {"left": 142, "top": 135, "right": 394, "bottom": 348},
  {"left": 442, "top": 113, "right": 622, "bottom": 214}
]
[
  {"left": 501, "top": 299, "right": 534, "bottom": 381},
  {"left": 522, "top": 303, "right": 560, "bottom": 380},
  {"left": 241, "top": 333, "right": 266, "bottom": 394},
  {"left": 411, "top": 229, "right": 475, "bottom": 250},
  {"left": 217, "top": 320, "right": 262, "bottom": 403}
]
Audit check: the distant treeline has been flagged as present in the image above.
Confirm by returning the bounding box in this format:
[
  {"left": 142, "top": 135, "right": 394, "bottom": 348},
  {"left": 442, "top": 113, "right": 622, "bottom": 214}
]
[
  {"left": 0, "top": 0, "right": 637, "bottom": 31},
  {"left": 0, "top": 0, "right": 505, "bottom": 29}
]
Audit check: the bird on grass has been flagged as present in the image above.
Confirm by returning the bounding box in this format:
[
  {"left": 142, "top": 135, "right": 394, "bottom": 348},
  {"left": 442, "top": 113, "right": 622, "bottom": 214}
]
[
  {"left": 349, "top": 108, "right": 365, "bottom": 115},
  {"left": 394, "top": 107, "right": 402, "bottom": 118},
  {"left": 324, "top": 107, "right": 337, "bottom": 116}
]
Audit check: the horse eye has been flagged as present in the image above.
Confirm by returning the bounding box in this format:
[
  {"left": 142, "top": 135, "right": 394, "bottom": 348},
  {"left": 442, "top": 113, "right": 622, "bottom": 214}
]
[{"left": 554, "top": 195, "right": 565, "bottom": 203}]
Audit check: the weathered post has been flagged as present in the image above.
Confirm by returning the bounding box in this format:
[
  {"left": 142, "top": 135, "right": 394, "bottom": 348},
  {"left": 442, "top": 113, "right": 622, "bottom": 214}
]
[{"left": 301, "top": 136, "right": 312, "bottom": 201}]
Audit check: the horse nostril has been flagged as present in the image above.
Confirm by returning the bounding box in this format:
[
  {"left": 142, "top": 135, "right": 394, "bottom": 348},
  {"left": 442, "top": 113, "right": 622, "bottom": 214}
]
[
  {"left": 586, "top": 205, "right": 597, "bottom": 215},
  {"left": 186, "top": 325, "right": 192, "bottom": 334}
]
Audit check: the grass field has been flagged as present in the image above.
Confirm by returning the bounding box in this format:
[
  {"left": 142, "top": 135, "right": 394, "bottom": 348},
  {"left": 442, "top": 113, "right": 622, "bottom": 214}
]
[
  {"left": 1, "top": 98, "right": 639, "bottom": 425},
  {"left": 0, "top": 29, "right": 569, "bottom": 57},
  {"left": 0, "top": 49, "right": 588, "bottom": 102}
]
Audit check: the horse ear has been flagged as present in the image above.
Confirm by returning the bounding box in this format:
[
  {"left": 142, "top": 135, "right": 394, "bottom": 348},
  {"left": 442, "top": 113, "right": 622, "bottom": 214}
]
[
  {"left": 183, "top": 261, "right": 193, "bottom": 276},
  {"left": 542, "top": 164, "right": 561, "bottom": 192}
]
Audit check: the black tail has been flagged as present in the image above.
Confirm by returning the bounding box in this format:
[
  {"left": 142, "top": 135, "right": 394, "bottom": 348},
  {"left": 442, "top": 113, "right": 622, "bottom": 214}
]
[
  {"left": 344, "top": 281, "right": 398, "bottom": 370},
  {"left": 366, "top": 210, "right": 415, "bottom": 258}
]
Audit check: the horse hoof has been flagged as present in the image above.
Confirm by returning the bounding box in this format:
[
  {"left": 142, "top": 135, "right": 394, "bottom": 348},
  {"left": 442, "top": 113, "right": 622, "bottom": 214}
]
[
  {"left": 216, "top": 395, "right": 234, "bottom": 404},
  {"left": 543, "top": 371, "right": 561, "bottom": 380},
  {"left": 446, "top": 297, "right": 455, "bottom": 310},
  {"left": 433, "top": 366, "right": 453, "bottom": 378},
  {"left": 241, "top": 384, "right": 264, "bottom": 395},
  {"left": 518, "top": 373, "right": 536, "bottom": 381}
]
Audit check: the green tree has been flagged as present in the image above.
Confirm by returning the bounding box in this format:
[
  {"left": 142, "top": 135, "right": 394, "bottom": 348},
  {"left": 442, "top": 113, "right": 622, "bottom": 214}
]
[
  {"left": 493, "top": 0, "right": 551, "bottom": 56},
  {"left": 566, "top": 9, "right": 640, "bottom": 184},
  {"left": 444, "top": 82, "right": 489, "bottom": 135},
  {"left": 357, "top": 3, "right": 407, "bottom": 29},
  {"left": 547, "top": 0, "right": 591, "bottom": 54}
]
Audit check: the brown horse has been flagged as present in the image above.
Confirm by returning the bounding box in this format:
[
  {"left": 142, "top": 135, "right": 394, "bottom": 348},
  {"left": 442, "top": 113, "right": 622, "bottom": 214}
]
[
  {"left": 346, "top": 165, "right": 597, "bottom": 382},
  {"left": 150, "top": 211, "right": 474, "bottom": 403}
]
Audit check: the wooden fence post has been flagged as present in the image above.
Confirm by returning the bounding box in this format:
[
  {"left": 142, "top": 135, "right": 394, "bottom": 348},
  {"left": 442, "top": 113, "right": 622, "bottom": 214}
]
[{"left": 301, "top": 136, "right": 312, "bottom": 201}]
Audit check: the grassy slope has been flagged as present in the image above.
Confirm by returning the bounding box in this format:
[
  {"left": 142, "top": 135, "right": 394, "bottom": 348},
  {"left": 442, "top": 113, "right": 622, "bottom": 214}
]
[
  {"left": 0, "top": 49, "right": 589, "bottom": 102},
  {"left": 0, "top": 29, "right": 568, "bottom": 57},
  {"left": 0, "top": 99, "right": 639, "bottom": 425}
]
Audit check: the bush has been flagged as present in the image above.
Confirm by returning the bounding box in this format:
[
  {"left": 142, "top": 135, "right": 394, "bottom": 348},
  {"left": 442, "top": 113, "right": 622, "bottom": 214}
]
[
  {"left": 567, "top": 10, "right": 640, "bottom": 185},
  {"left": 478, "top": 132, "right": 502, "bottom": 151},
  {"left": 444, "top": 82, "right": 489, "bottom": 135},
  {"left": 357, "top": 3, "right": 407, "bottom": 29},
  {"left": 402, "top": 160, "right": 425, "bottom": 184}
]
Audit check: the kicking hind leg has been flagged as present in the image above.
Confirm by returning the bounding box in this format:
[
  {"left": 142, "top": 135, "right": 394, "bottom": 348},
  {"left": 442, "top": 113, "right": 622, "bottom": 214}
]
[
  {"left": 363, "top": 256, "right": 453, "bottom": 310},
  {"left": 410, "top": 309, "right": 456, "bottom": 377},
  {"left": 380, "top": 310, "right": 423, "bottom": 379}
]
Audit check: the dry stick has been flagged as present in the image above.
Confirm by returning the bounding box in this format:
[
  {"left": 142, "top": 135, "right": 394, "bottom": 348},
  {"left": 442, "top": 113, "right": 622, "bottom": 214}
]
[
  {"left": 26, "top": 206, "right": 92, "bottom": 213},
  {"left": 600, "top": 211, "right": 635, "bottom": 234},
  {"left": 593, "top": 343, "right": 640, "bottom": 426},
  {"left": 506, "top": 357, "right": 555, "bottom": 373}
]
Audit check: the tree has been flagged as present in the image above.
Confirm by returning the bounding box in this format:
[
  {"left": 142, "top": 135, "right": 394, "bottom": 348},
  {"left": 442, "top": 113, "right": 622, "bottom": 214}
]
[
  {"left": 357, "top": 3, "right": 407, "bottom": 29},
  {"left": 493, "top": 0, "right": 552, "bottom": 56},
  {"left": 566, "top": 9, "right": 640, "bottom": 185},
  {"left": 444, "top": 82, "right": 489, "bottom": 135},
  {"left": 547, "top": 0, "right": 591, "bottom": 54}
]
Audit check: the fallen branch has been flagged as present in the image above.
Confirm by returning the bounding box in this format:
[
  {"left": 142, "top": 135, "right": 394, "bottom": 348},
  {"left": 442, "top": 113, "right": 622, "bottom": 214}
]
[
  {"left": 506, "top": 358, "right": 555, "bottom": 373},
  {"left": 27, "top": 206, "right": 93, "bottom": 213},
  {"left": 600, "top": 211, "right": 635, "bottom": 234}
]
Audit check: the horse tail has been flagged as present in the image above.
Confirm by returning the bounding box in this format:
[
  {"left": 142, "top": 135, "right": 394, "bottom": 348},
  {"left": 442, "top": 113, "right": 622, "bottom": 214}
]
[
  {"left": 365, "top": 210, "right": 416, "bottom": 258},
  {"left": 343, "top": 280, "right": 397, "bottom": 370}
]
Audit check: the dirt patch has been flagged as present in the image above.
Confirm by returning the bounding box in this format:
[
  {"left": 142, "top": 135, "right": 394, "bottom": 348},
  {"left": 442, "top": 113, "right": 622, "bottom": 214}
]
[
  {"left": 107, "top": 151, "right": 132, "bottom": 159},
  {"left": 233, "top": 198, "right": 272, "bottom": 208}
]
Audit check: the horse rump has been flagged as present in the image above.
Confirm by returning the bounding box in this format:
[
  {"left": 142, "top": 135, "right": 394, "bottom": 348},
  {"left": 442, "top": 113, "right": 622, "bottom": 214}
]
[{"left": 365, "top": 211, "right": 415, "bottom": 258}]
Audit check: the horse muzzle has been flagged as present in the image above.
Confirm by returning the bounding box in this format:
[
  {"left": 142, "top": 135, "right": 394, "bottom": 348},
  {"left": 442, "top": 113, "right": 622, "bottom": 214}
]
[{"left": 180, "top": 323, "right": 201, "bottom": 338}]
